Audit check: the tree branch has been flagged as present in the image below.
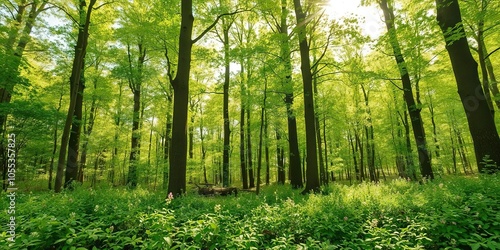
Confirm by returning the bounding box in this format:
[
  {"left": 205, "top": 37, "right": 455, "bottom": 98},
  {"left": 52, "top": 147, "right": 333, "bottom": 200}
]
[
  {"left": 47, "top": 2, "right": 78, "bottom": 25},
  {"left": 192, "top": 9, "right": 249, "bottom": 44},
  {"left": 93, "top": 1, "right": 116, "bottom": 10},
  {"left": 485, "top": 46, "right": 500, "bottom": 60},
  {"left": 385, "top": 78, "right": 404, "bottom": 91}
]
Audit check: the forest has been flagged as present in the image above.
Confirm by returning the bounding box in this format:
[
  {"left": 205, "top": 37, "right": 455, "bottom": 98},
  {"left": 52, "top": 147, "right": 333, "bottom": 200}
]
[{"left": 1, "top": 0, "right": 500, "bottom": 249}]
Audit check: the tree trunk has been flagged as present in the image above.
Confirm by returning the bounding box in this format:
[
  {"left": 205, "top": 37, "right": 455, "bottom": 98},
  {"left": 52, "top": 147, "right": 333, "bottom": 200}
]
[
  {"left": 247, "top": 107, "right": 255, "bottom": 188},
  {"left": 427, "top": 93, "right": 441, "bottom": 158},
  {"left": 240, "top": 62, "right": 248, "bottom": 189},
  {"left": 436, "top": 0, "right": 500, "bottom": 172},
  {"left": 313, "top": 76, "right": 325, "bottom": 185},
  {"left": 323, "top": 115, "right": 329, "bottom": 184},
  {"left": 348, "top": 130, "right": 360, "bottom": 181},
  {"left": 293, "top": 0, "right": 320, "bottom": 194},
  {"left": 483, "top": 41, "right": 500, "bottom": 109},
  {"left": 280, "top": 0, "right": 303, "bottom": 188},
  {"left": 256, "top": 77, "right": 268, "bottom": 195},
  {"left": 355, "top": 130, "right": 364, "bottom": 181},
  {"left": 163, "top": 86, "right": 173, "bottom": 189},
  {"left": 54, "top": 0, "right": 97, "bottom": 193},
  {"left": 167, "top": 0, "right": 195, "bottom": 196},
  {"left": 265, "top": 116, "right": 270, "bottom": 185},
  {"left": 65, "top": 65, "right": 85, "bottom": 188},
  {"left": 78, "top": 78, "right": 98, "bottom": 183},
  {"left": 476, "top": 18, "right": 494, "bottom": 117},
  {"left": 222, "top": 22, "right": 231, "bottom": 187},
  {"left": 380, "top": 0, "right": 433, "bottom": 180},
  {"left": 48, "top": 93, "right": 64, "bottom": 190},
  {"left": 361, "top": 85, "right": 377, "bottom": 182},
  {"left": 127, "top": 43, "right": 146, "bottom": 188},
  {"left": 276, "top": 130, "right": 286, "bottom": 184}
]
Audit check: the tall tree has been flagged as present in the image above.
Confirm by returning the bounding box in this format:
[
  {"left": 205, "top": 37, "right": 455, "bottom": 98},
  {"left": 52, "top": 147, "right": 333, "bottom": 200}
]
[
  {"left": 55, "top": 0, "right": 97, "bottom": 193},
  {"left": 280, "top": 0, "right": 303, "bottom": 188},
  {"left": 167, "top": 0, "right": 241, "bottom": 196},
  {"left": 293, "top": 0, "right": 320, "bottom": 194},
  {"left": 216, "top": 15, "right": 234, "bottom": 187},
  {"left": 435, "top": 0, "right": 500, "bottom": 172},
  {"left": 64, "top": 61, "right": 85, "bottom": 188},
  {"left": 126, "top": 42, "right": 147, "bottom": 187},
  {"left": 378, "top": 0, "right": 434, "bottom": 179}
]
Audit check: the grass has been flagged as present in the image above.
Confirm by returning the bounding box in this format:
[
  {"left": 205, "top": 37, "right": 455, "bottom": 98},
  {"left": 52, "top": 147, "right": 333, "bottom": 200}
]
[{"left": 1, "top": 175, "right": 500, "bottom": 249}]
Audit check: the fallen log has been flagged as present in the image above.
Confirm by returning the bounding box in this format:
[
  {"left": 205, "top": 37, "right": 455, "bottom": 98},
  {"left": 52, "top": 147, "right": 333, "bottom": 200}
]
[{"left": 195, "top": 184, "right": 238, "bottom": 197}]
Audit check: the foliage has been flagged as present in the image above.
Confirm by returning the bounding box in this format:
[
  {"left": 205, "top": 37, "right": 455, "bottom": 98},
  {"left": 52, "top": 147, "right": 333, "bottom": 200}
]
[{"left": 1, "top": 175, "right": 499, "bottom": 249}]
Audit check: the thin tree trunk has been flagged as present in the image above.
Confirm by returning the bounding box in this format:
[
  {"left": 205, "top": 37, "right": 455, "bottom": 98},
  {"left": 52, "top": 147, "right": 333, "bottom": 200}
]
[
  {"left": 476, "top": 17, "right": 494, "bottom": 117},
  {"left": 111, "top": 81, "right": 124, "bottom": 185},
  {"left": 436, "top": 0, "right": 500, "bottom": 172},
  {"left": 222, "top": 22, "right": 231, "bottom": 187},
  {"left": 483, "top": 41, "right": 500, "bottom": 109},
  {"left": 240, "top": 62, "right": 248, "bottom": 189},
  {"left": 200, "top": 110, "right": 208, "bottom": 184},
  {"left": 361, "top": 85, "right": 377, "bottom": 182},
  {"left": 313, "top": 76, "right": 325, "bottom": 185},
  {"left": 256, "top": 76, "right": 268, "bottom": 195},
  {"left": 276, "top": 130, "right": 285, "bottom": 184},
  {"left": 127, "top": 43, "right": 146, "bottom": 188},
  {"left": 427, "top": 92, "right": 441, "bottom": 158},
  {"left": 65, "top": 63, "right": 85, "bottom": 188},
  {"left": 55, "top": 0, "right": 96, "bottom": 193},
  {"left": 247, "top": 107, "right": 255, "bottom": 188},
  {"left": 49, "top": 93, "right": 64, "bottom": 190},
  {"left": 146, "top": 116, "right": 154, "bottom": 185},
  {"left": 280, "top": 0, "right": 303, "bottom": 188},
  {"left": 348, "top": 130, "right": 359, "bottom": 181},
  {"left": 323, "top": 115, "right": 329, "bottom": 184},
  {"left": 265, "top": 114, "right": 270, "bottom": 185},
  {"left": 163, "top": 86, "right": 173, "bottom": 189},
  {"left": 79, "top": 80, "right": 98, "bottom": 183},
  {"left": 380, "top": 0, "right": 433, "bottom": 179}
]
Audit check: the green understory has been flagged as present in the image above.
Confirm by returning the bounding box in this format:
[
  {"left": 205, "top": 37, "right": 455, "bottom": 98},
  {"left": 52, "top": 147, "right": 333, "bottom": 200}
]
[{"left": 1, "top": 175, "right": 500, "bottom": 249}]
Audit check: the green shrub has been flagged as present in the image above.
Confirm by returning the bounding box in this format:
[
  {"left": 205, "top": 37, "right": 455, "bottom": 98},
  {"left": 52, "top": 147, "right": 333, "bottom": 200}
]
[{"left": 1, "top": 175, "right": 499, "bottom": 249}]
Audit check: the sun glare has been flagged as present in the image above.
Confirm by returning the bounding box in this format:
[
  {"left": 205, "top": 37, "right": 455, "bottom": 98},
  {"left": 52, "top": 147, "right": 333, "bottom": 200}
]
[{"left": 323, "top": 0, "right": 384, "bottom": 39}]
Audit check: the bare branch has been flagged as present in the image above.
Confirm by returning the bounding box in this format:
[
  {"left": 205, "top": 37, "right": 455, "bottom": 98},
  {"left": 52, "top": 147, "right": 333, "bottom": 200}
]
[
  {"left": 311, "top": 29, "right": 333, "bottom": 73},
  {"left": 485, "top": 46, "right": 500, "bottom": 60},
  {"left": 163, "top": 41, "right": 174, "bottom": 83},
  {"left": 47, "top": 2, "right": 78, "bottom": 25},
  {"left": 192, "top": 9, "right": 249, "bottom": 44},
  {"left": 384, "top": 78, "right": 404, "bottom": 91},
  {"left": 93, "top": 1, "right": 116, "bottom": 10}
]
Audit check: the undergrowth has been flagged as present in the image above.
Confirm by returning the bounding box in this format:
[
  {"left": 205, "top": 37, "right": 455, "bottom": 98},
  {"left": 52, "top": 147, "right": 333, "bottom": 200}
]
[{"left": 1, "top": 175, "right": 499, "bottom": 249}]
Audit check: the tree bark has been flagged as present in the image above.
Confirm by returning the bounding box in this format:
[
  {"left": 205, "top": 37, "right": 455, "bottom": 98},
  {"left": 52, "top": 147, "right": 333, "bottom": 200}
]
[
  {"left": 163, "top": 85, "right": 173, "bottom": 189},
  {"left": 79, "top": 77, "right": 98, "bottom": 183},
  {"left": 476, "top": 17, "right": 494, "bottom": 117},
  {"left": 256, "top": 77, "right": 268, "bottom": 195},
  {"left": 55, "top": 0, "right": 96, "bottom": 193},
  {"left": 239, "top": 62, "right": 248, "bottom": 189},
  {"left": 293, "top": 0, "right": 320, "bottom": 194},
  {"left": 276, "top": 129, "right": 286, "bottom": 184},
  {"left": 167, "top": 0, "right": 194, "bottom": 196},
  {"left": 48, "top": 93, "right": 64, "bottom": 190},
  {"left": 280, "top": 0, "right": 303, "bottom": 188},
  {"left": 436, "top": 0, "right": 500, "bottom": 172},
  {"left": 127, "top": 43, "right": 146, "bottom": 188},
  {"left": 247, "top": 107, "right": 255, "bottom": 188},
  {"left": 222, "top": 21, "right": 231, "bottom": 187},
  {"left": 65, "top": 64, "right": 85, "bottom": 188}
]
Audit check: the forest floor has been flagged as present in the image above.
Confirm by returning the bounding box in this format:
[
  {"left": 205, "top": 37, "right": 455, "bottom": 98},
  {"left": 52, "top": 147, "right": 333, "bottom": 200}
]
[{"left": 1, "top": 175, "right": 500, "bottom": 249}]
